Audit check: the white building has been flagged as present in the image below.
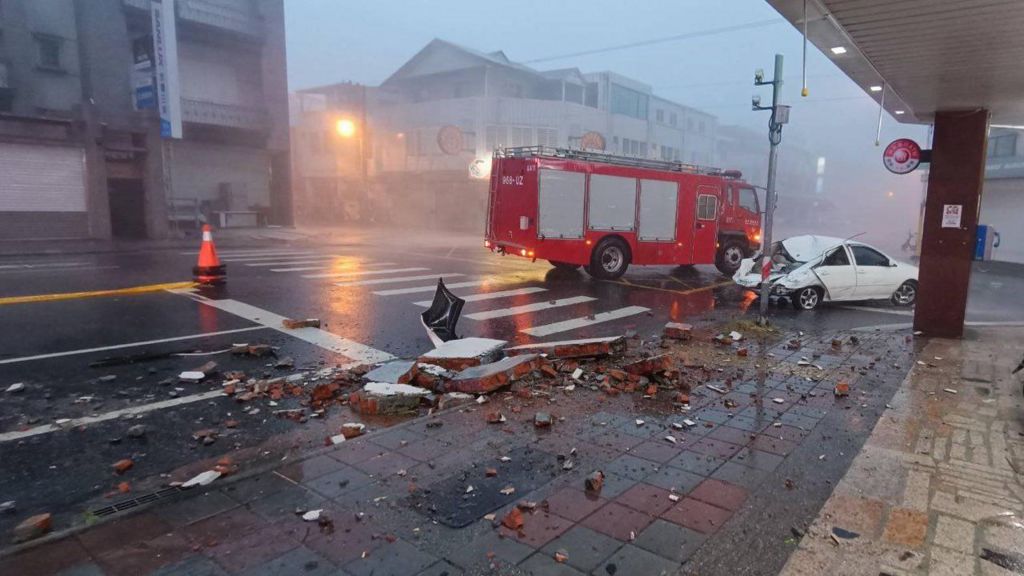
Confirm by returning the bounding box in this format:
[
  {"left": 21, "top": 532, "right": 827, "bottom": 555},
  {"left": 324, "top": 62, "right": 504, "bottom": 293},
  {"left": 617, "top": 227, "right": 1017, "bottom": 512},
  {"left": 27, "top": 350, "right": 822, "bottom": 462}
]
[{"left": 980, "top": 127, "right": 1024, "bottom": 263}]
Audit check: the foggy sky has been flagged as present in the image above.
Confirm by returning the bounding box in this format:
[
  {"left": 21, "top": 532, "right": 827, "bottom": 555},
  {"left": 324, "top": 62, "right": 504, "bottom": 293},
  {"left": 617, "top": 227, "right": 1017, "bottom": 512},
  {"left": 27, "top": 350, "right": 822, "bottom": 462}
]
[{"left": 284, "top": 0, "right": 931, "bottom": 251}]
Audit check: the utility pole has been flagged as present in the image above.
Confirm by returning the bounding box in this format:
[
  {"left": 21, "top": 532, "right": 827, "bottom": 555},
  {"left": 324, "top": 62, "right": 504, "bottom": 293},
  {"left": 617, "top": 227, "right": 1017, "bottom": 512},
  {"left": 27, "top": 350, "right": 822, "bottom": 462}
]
[{"left": 752, "top": 54, "right": 790, "bottom": 325}]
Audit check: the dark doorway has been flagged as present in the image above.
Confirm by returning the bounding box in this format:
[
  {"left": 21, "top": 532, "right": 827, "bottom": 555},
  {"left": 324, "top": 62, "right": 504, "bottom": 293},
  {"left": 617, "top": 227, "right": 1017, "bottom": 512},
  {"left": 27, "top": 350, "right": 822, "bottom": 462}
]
[{"left": 108, "top": 178, "right": 147, "bottom": 238}]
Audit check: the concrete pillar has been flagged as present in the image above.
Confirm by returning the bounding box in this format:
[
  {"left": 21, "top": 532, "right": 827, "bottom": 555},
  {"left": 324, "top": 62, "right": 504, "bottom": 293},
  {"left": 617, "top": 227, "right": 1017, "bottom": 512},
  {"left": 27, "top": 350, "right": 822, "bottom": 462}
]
[{"left": 913, "top": 109, "right": 989, "bottom": 338}]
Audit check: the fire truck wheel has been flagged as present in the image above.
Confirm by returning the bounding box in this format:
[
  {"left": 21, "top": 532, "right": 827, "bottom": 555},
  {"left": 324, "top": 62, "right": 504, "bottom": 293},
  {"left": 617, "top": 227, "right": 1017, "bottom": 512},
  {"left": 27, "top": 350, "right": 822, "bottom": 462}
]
[
  {"left": 715, "top": 240, "right": 747, "bottom": 275},
  {"left": 588, "top": 238, "right": 631, "bottom": 279},
  {"left": 548, "top": 260, "right": 581, "bottom": 270}
]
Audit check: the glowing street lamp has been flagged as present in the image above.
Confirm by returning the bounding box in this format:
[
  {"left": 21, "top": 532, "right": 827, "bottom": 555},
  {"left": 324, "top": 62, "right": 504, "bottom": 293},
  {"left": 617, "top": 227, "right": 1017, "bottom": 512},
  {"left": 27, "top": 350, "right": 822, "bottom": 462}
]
[{"left": 336, "top": 118, "right": 356, "bottom": 138}]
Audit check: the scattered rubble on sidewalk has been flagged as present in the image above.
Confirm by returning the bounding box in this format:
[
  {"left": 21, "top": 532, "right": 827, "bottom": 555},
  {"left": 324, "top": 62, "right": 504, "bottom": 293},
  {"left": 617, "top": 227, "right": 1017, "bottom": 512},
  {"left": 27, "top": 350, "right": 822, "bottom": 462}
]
[
  {"left": 5, "top": 382, "right": 25, "bottom": 393},
  {"left": 282, "top": 318, "right": 321, "bottom": 330},
  {"left": 12, "top": 513, "right": 51, "bottom": 543},
  {"left": 418, "top": 337, "right": 506, "bottom": 371}
]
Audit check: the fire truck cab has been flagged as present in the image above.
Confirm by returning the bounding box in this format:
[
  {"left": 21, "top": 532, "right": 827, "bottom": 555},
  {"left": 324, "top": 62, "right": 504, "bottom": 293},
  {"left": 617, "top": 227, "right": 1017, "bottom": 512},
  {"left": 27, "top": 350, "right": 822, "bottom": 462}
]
[{"left": 485, "top": 147, "right": 761, "bottom": 279}]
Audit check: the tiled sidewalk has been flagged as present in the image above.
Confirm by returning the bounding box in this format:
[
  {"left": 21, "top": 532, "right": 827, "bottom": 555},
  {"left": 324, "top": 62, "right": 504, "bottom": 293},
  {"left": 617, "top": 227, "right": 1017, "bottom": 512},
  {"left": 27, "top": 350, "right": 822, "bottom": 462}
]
[
  {"left": 781, "top": 326, "right": 1024, "bottom": 576},
  {"left": 0, "top": 330, "right": 914, "bottom": 576}
]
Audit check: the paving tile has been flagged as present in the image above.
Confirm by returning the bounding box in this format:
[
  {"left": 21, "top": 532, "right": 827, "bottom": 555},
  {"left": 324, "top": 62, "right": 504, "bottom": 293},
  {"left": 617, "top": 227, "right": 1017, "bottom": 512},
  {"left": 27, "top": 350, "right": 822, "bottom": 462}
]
[
  {"left": 633, "top": 519, "right": 706, "bottom": 563},
  {"left": 750, "top": 434, "right": 800, "bottom": 456},
  {"left": 709, "top": 461, "right": 771, "bottom": 490},
  {"left": 291, "top": 514, "right": 383, "bottom": 566},
  {"left": 666, "top": 450, "right": 726, "bottom": 476},
  {"left": 764, "top": 424, "right": 812, "bottom": 443},
  {"left": 0, "top": 536, "right": 93, "bottom": 576},
  {"left": 414, "top": 560, "right": 464, "bottom": 575},
  {"left": 157, "top": 490, "right": 240, "bottom": 527},
  {"left": 882, "top": 507, "right": 930, "bottom": 549},
  {"left": 518, "top": 552, "right": 587, "bottom": 575},
  {"left": 689, "top": 478, "right": 748, "bottom": 511},
  {"left": 245, "top": 483, "right": 326, "bottom": 522},
  {"left": 627, "top": 440, "right": 682, "bottom": 464},
  {"left": 706, "top": 424, "right": 755, "bottom": 446},
  {"left": 343, "top": 538, "right": 438, "bottom": 576},
  {"left": 729, "top": 447, "right": 784, "bottom": 472},
  {"left": 587, "top": 471, "right": 637, "bottom": 499},
  {"left": 445, "top": 529, "right": 535, "bottom": 569},
  {"left": 243, "top": 545, "right": 336, "bottom": 576},
  {"left": 302, "top": 464, "right": 373, "bottom": 499},
  {"left": 778, "top": 411, "right": 820, "bottom": 430},
  {"left": 603, "top": 453, "right": 659, "bottom": 481},
  {"left": 278, "top": 454, "right": 347, "bottom": 483},
  {"left": 644, "top": 465, "right": 705, "bottom": 494},
  {"left": 581, "top": 502, "right": 655, "bottom": 542},
  {"left": 540, "top": 526, "right": 622, "bottom": 573},
  {"left": 397, "top": 437, "right": 459, "bottom": 462},
  {"left": 77, "top": 512, "right": 175, "bottom": 554},
  {"left": 593, "top": 544, "right": 679, "bottom": 576},
  {"left": 615, "top": 483, "right": 676, "bottom": 516},
  {"left": 55, "top": 564, "right": 107, "bottom": 576},
  {"left": 94, "top": 531, "right": 193, "bottom": 576},
  {"left": 687, "top": 437, "right": 744, "bottom": 460},
  {"left": 544, "top": 487, "right": 607, "bottom": 522},
  {"left": 371, "top": 426, "right": 428, "bottom": 450},
  {"left": 351, "top": 451, "right": 419, "bottom": 479},
  {"left": 500, "top": 509, "right": 575, "bottom": 548},
  {"left": 692, "top": 408, "right": 732, "bottom": 425},
  {"left": 329, "top": 438, "right": 389, "bottom": 465},
  {"left": 592, "top": 430, "right": 646, "bottom": 453},
  {"left": 220, "top": 472, "right": 293, "bottom": 504},
  {"left": 149, "top": 555, "right": 229, "bottom": 576},
  {"left": 660, "top": 498, "right": 733, "bottom": 534},
  {"left": 202, "top": 525, "right": 300, "bottom": 575}
]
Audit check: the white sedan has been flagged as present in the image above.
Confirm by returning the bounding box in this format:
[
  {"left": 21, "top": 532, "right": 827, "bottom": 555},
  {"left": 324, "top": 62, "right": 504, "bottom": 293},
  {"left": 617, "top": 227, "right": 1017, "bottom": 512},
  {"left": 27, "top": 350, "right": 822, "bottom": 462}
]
[{"left": 733, "top": 235, "right": 919, "bottom": 310}]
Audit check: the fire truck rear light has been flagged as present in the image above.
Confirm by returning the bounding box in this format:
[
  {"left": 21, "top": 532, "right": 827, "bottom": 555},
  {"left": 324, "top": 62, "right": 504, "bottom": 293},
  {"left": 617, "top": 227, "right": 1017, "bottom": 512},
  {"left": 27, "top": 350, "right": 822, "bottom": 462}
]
[
  {"left": 520, "top": 249, "right": 528, "bottom": 256},
  {"left": 527, "top": 250, "right": 535, "bottom": 258}
]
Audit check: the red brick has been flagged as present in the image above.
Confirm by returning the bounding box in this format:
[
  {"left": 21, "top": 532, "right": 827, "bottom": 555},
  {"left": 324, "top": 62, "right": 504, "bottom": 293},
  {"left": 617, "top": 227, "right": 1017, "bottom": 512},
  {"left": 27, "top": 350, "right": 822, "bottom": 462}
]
[
  {"left": 661, "top": 498, "right": 733, "bottom": 534},
  {"left": 663, "top": 322, "right": 693, "bottom": 340},
  {"left": 624, "top": 354, "right": 674, "bottom": 376},
  {"left": 615, "top": 483, "right": 676, "bottom": 517},
  {"left": 504, "top": 336, "right": 626, "bottom": 359},
  {"left": 581, "top": 502, "right": 654, "bottom": 541},
  {"left": 447, "top": 354, "right": 541, "bottom": 394},
  {"left": 689, "top": 479, "right": 748, "bottom": 511}
]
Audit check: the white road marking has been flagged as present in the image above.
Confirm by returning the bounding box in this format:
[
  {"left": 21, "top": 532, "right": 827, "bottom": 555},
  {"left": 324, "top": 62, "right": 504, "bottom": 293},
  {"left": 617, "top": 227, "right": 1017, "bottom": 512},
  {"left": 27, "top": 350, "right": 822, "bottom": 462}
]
[
  {"left": 181, "top": 295, "right": 395, "bottom": 364},
  {"left": 334, "top": 273, "right": 465, "bottom": 287},
  {"left": 0, "top": 390, "right": 229, "bottom": 443},
  {"left": 412, "top": 287, "right": 547, "bottom": 306},
  {"left": 303, "top": 267, "right": 429, "bottom": 279},
  {"left": 0, "top": 265, "right": 121, "bottom": 275},
  {"left": 374, "top": 279, "right": 489, "bottom": 296},
  {"left": 521, "top": 306, "right": 650, "bottom": 337},
  {"left": 269, "top": 262, "right": 396, "bottom": 273},
  {"left": 0, "top": 326, "right": 269, "bottom": 365},
  {"left": 838, "top": 305, "right": 914, "bottom": 317},
  {"left": 220, "top": 252, "right": 324, "bottom": 262},
  {"left": 464, "top": 296, "right": 596, "bottom": 321},
  {"left": 0, "top": 261, "right": 90, "bottom": 270},
  {"left": 182, "top": 249, "right": 307, "bottom": 257},
  {"left": 244, "top": 258, "right": 342, "bottom": 267},
  {"left": 505, "top": 335, "right": 624, "bottom": 351}
]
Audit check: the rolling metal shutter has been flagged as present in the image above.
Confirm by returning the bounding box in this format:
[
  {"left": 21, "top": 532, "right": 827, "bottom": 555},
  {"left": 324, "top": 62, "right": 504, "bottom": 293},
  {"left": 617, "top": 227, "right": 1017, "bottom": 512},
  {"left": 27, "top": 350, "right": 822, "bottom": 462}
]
[{"left": 0, "top": 143, "right": 87, "bottom": 212}]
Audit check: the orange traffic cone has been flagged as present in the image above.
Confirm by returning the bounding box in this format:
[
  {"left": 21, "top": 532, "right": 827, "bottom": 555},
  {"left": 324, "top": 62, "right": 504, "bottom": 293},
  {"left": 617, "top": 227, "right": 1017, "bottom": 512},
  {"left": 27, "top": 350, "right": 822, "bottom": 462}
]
[{"left": 193, "top": 224, "right": 226, "bottom": 285}]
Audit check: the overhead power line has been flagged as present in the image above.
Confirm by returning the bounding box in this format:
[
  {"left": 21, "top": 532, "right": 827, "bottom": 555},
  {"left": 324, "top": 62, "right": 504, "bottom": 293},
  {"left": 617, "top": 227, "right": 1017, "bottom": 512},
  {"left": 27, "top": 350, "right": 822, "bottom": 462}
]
[{"left": 524, "top": 18, "right": 784, "bottom": 64}]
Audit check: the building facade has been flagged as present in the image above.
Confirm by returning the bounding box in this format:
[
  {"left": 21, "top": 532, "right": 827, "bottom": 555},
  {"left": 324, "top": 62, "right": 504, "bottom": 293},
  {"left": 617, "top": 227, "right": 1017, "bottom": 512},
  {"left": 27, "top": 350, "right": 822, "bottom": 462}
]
[
  {"left": 980, "top": 127, "right": 1024, "bottom": 263},
  {"left": 293, "top": 39, "right": 719, "bottom": 231},
  {"left": 0, "top": 0, "right": 290, "bottom": 241}
]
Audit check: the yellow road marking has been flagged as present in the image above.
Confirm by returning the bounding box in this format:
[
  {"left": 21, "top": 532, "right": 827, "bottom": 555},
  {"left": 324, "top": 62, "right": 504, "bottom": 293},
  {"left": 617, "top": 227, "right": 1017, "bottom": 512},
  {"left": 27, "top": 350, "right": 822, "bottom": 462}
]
[
  {"left": 606, "top": 278, "right": 734, "bottom": 296},
  {"left": 0, "top": 281, "right": 196, "bottom": 306}
]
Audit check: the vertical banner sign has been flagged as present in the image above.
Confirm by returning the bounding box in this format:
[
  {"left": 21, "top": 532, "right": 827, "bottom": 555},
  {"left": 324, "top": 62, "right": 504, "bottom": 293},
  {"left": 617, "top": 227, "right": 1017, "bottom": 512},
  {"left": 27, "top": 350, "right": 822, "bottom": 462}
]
[{"left": 151, "top": 0, "right": 182, "bottom": 139}]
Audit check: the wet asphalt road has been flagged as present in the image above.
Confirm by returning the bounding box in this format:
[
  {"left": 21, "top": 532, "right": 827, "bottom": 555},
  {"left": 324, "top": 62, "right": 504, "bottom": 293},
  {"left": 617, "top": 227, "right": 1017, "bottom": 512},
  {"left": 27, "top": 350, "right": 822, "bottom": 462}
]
[{"left": 0, "top": 230, "right": 1021, "bottom": 540}]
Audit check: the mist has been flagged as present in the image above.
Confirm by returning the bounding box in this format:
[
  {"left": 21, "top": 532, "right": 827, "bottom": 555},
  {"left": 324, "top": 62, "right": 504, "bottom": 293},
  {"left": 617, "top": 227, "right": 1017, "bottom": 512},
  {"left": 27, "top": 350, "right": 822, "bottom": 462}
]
[{"left": 284, "top": 0, "right": 929, "bottom": 257}]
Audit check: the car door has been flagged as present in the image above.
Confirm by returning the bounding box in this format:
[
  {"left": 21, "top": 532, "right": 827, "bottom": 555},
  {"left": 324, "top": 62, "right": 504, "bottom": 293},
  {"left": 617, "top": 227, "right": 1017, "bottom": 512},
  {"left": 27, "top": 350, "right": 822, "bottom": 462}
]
[
  {"left": 849, "top": 244, "right": 897, "bottom": 299},
  {"left": 812, "top": 245, "right": 857, "bottom": 300}
]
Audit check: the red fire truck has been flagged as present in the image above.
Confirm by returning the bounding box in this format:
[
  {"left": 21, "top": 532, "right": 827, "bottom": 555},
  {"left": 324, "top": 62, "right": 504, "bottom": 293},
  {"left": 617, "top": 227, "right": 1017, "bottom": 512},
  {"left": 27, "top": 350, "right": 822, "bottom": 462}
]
[{"left": 484, "top": 147, "right": 762, "bottom": 279}]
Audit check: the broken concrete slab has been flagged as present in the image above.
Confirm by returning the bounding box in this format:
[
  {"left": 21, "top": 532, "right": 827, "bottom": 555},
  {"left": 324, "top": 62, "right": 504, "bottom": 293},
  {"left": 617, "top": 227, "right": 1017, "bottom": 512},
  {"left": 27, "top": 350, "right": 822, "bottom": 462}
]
[
  {"left": 364, "top": 360, "right": 419, "bottom": 385},
  {"left": 12, "top": 513, "right": 51, "bottom": 543},
  {"left": 282, "top": 318, "right": 321, "bottom": 330},
  {"left": 663, "top": 322, "right": 693, "bottom": 340},
  {"left": 349, "top": 382, "right": 431, "bottom": 415},
  {"left": 182, "top": 470, "right": 221, "bottom": 488},
  {"left": 438, "top": 392, "right": 474, "bottom": 411},
  {"left": 418, "top": 337, "right": 507, "bottom": 371},
  {"left": 504, "top": 336, "right": 625, "bottom": 359},
  {"left": 5, "top": 382, "right": 25, "bottom": 393},
  {"left": 446, "top": 354, "right": 542, "bottom": 394}
]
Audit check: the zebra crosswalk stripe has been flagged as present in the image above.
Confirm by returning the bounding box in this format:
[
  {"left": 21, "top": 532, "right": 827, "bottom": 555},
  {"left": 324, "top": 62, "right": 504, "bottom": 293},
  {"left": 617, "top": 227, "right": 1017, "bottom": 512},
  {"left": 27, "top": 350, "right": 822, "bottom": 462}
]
[
  {"left": 303, "top": 267, "right": 428, "bottom": 279},
  {"left": 520, "top": 306, "right": 650, "bottom": 337},
  {"left": 335, "top": 273, "right": 465, "bottom": 287},
  {"left": 411, "top": 286, "right": 547, "bottom": 306},
  {"left": 463, "top": 296, "right": 596, "bottom": 321}
]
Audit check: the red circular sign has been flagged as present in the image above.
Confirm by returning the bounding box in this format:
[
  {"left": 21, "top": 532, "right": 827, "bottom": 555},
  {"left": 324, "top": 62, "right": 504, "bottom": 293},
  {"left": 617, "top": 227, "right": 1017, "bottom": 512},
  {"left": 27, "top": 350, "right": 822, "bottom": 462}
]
[
  {"left": 883, "top": 138, "right": 922, "bottom": 174},
  {"left": 580, "top": 131, "right": 606, "bottom": 151}
]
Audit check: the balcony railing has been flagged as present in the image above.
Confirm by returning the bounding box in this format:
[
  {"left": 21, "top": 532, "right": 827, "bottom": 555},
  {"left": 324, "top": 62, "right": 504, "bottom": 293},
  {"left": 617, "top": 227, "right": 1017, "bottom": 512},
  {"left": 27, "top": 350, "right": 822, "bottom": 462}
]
[
  {"left": 123, "top": 0, "right": 263, "bottom": 38},
  {"left": 181, "top": 98, "right": 267, "bottom": 131}
]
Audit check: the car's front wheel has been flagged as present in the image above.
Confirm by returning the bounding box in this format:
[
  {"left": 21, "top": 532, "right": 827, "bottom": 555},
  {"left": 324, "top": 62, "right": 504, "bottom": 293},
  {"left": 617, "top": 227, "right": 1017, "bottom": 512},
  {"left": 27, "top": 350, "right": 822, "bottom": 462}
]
[
  {"left": 891, "top": 280, "right": 918, "bottom": 306},
  {"left": 792, "top": 286, "right": 822, "bottom": 310}
]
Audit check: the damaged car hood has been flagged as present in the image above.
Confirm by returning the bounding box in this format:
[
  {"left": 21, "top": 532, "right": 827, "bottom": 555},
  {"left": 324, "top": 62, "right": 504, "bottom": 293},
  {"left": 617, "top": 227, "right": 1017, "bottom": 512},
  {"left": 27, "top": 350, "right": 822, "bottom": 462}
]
[{"left": 732, "top": 235, "right": 846, "bottom": 288}]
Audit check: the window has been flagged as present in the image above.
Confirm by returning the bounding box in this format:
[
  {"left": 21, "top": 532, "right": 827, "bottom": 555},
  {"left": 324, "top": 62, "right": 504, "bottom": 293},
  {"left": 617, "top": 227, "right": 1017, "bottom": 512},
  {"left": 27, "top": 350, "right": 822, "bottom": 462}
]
[
  {"left": 821, "top": 247, "right": 850, "bottom": 266},
  {"left": 850, "top": 245, "right": 890, "bottom": 267},
  {"left": 656, "top": 109, "right": 664, "bottom": 122},
  {"left": 36, "top": 35, "right": 63, "bottom": 71},
  {"left": 989, "top": 134, "right": 1017, "bottom": 158},
  {"left": 537, "top": 128, "right": 558, "bottom": 147},
  {"left": 738, "top": 187, "right": 759, "bottom": 213},
  {"left": 698, "top": 121, "right": 706, "bottom": 135},
  {"left": 610, "top": 84, "right": 649, "bottom": 120},
  {"left": 687, "top": 118, "right": 694, "bottom": 131},
  {"left": 485, "top": 126, "right": 508, "bottom": 150},
  {"left": 670, "top": 113, "right": 677, "bottom": 127},
  {"left": 639, "top": 142, "right": 647, "bottom": 157},
  {"left": 696, "top": 194, "right": 718, "bottom": 220}
]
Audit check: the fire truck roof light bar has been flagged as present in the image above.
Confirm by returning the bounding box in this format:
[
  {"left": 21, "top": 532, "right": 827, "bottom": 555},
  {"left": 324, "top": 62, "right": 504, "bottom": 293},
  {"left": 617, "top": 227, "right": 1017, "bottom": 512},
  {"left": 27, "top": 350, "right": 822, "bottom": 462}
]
[{"left": 494, "top": 146, "right": 738, "bottom": 178}]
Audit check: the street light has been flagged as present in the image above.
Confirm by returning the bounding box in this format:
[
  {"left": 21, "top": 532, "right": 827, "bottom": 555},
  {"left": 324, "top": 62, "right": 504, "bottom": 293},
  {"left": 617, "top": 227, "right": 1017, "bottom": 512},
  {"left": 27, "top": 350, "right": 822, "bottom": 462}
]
[{"left": 336, "top": 118, "right": 356, "bottom": 138}]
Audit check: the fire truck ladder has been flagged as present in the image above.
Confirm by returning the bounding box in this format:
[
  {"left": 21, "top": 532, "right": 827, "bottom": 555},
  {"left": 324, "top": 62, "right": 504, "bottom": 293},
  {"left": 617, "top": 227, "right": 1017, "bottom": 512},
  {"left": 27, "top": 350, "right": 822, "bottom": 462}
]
[{"left": 495, "top": 146, "right": 738, "bottom": 178}]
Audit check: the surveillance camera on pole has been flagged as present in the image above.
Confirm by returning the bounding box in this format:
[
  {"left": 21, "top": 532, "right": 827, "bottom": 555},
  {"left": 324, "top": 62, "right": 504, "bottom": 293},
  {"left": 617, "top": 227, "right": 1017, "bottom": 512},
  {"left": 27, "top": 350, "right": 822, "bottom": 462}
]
[{"left": 752, "top": 54, "right": 787, "bottom": 326}]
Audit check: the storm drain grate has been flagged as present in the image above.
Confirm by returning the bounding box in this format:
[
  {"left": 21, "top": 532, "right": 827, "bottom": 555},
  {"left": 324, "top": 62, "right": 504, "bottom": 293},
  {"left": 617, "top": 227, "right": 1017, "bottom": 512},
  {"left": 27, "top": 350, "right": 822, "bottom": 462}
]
[{"left": 91, "top": 486, "right": 183, "bottom": 518}]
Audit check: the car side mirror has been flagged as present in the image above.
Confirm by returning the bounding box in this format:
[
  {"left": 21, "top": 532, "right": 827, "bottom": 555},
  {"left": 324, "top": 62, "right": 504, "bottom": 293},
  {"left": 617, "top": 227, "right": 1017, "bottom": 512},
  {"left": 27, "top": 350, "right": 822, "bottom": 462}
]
[{"left": 889, "top": 262, "right": 897, "bottom": 267}]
